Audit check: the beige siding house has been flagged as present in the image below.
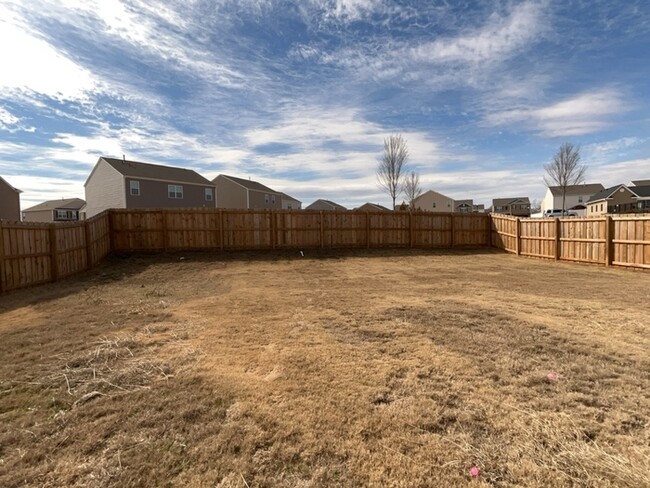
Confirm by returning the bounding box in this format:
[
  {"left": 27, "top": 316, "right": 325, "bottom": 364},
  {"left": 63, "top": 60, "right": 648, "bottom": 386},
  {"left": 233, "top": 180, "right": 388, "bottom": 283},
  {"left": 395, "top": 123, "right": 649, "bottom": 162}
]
[
  {"left": 22, "top": 198, "right": 86, "bottom": 222},
  {"left": 213, "top": 175, "right": 283, "bottom": 210},
  {"left": 279, "top": 192, "right": 302, "bottom": 210},
  {"left": 587, "top": 184, "right": 650, "bottom": 215},
  {"left": 0, "top": 176, "right": 21, "bottom": 221},
  {"left": 491, "top": 197, "right": 531, "bottom": 217},
  {"left": 305, "top": 199, "right": 347, "bottom": 211},
  {"left": 356, "top": 203, "right": 391, "bottom": 212},
  {"left": 412, "top": 190, "right": 454, "bottom": 212},
  {"left": 84, "top": 157, "right": 216, "bottom": 218},
  {"left": 541, "top": 183, "right": 604, "bottom": 216}
]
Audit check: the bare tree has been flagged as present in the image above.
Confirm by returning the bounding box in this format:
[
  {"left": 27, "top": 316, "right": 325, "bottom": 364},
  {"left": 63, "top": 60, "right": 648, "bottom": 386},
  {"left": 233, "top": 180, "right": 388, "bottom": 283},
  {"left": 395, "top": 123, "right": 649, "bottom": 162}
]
[
  {"left": 377, "top": 134, "right": 409, "bottom": 209},
  {"left": 403, "top": 171, "right": 422, "bottom": 210},
  {"left": 544, "top": 143, "right": 587, "bottom": 213}
]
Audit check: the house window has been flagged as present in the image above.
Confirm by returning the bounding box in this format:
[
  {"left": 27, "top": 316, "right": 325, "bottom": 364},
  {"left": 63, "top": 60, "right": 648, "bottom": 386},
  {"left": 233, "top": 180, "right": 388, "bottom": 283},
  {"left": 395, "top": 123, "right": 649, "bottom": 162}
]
[
  {"left": 271, "top": 195, "right": 276, "bottom": 205},
  {"left": 600, "top": 203, "right": 603, "bottom": 212},
  {"left": 578, "top": 196, "right": 583, "bottom": 203},
  {"left": 432, "top": 202, "right": 436, "bottom": 208},
  {"left": 287, "top": 203, "right": 292, "bottom": 209},
  {"left": 264, "top": 194, "right": 269, "bottom": 205},
  {"left": 447, "top": 201, "right": 451, "bottom": 207},
  {"left": 130, "top": 180, "right": 140, "bottom": 196},
  {"left": 55, "top": 210, "right": 76, "bottom": 220},
  {"left": 168, "top": 184, "right": 183, "bottom": 199},
  {"left": 205, "top": 188, "right": 213, "bottom": 201}
]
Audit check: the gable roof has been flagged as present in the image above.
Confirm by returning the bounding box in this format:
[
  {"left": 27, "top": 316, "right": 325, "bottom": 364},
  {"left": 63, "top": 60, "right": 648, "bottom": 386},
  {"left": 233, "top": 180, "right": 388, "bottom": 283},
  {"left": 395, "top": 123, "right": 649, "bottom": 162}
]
[
  {"left": 586, "top": 184, "right": 632, "bottom": 203},
  {"left": 0, "top": 176, "right": 22, "bottom": 193},
  {"left": 23, "top": 198, "right": 86, "bottom": 212},
  {"left": 217, "top": 174, "right": 279, "bottom": 193},
  {"left": 548, "top": 183, "right": 604, "bottom": 196},
  {"left": 414, "top": 189, "right": 453, "bottom": 202},
  {"left": 99, "top": 157, "right": 211, "bottom": 185},
  {"left": 357, "top": 202, "right": 391, "bottom": 211},
  {"left": 305, "top": 199, "right": 347, "bottom": 210},
  {"left": 492, "top": 197, "right": 530, "bottom": 206},
  {"left": 278, "top": 192, "right": 301, "bottom": 203}
]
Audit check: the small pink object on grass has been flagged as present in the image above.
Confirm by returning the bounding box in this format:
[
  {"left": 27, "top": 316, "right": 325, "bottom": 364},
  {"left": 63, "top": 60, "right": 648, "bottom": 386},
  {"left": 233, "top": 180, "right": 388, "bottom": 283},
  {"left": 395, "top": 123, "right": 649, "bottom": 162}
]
[
  {"left": 547, "top": 371, "right": 559, "bottom": 382},
  {"left": 469, "top": 466, "right": 480, "bottom": 477}
]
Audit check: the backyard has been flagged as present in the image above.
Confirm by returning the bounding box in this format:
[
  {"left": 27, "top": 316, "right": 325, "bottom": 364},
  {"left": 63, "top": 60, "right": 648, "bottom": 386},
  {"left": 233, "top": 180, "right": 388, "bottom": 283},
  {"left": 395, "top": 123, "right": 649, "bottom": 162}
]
[{"left": 0, "top": 249, "right": 648, "bottom": 487}]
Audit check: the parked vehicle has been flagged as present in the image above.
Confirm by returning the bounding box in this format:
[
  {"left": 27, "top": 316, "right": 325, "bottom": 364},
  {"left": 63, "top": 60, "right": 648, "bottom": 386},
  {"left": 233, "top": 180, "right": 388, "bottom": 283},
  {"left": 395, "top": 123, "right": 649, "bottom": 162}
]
[{"left": 543, "top": 209, "right": 578, "bottom": 218}]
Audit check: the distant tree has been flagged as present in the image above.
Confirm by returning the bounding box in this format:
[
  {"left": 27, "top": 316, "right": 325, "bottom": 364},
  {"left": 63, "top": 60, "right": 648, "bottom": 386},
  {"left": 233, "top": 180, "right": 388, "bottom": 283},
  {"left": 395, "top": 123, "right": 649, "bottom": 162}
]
[
  {"left": 403, "top": 171, "right": 422, "bottom": 210},
  {"left": 544, "top": 143, "right": 587, "bottom": 213},
  {"left": 377, "top": 134, "right": 409, "bottom": 210}
]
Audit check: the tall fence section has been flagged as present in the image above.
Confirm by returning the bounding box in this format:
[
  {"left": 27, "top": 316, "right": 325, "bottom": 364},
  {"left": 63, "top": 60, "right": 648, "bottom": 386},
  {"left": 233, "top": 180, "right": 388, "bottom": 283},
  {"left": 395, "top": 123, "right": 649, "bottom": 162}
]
[{"left": 0, "top": 209, "right": 648, "bottom": 292}]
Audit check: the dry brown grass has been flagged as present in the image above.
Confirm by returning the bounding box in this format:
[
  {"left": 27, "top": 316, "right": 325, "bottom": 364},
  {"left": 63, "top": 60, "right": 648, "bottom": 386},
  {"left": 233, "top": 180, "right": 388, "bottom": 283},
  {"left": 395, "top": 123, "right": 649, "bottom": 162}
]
[{"left": 1, "top": 249, "right": 648, "bottom": 487}]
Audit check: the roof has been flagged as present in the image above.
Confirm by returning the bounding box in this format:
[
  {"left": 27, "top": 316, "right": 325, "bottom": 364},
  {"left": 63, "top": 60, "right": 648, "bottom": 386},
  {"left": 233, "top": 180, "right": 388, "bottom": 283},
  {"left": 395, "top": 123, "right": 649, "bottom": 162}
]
[
  {"left": 99, "top": 157, "right": 211, "bottom": 185},
  {"left": 0, "top": 176, "right": 22, "bottom": 193},
  {"left": 631, "top": 185, "right": 650, "bottom": 198},
  {"left": 217, "top": 174, "right": 279, "bottom": 193},
  {"left": 586, "top": 184, "right": 630, "bottom": 203},
  {"left": 548, "top": 183, "right": 604, "bottom": 196},
  {"left": 23, "top": 198, "right": 86, "bottom": 212},
  {"left": 414, "top": 189, "right": 453, "bottom": 202},
  {"left": 492, "top": 197, "right": 530, "bottom": 206},
  {"left": 278, "top": 192, "right": 301, "bottom": 203},
  {"left": 357, "top": 202, "right": 391, "bottom": 211},
  {"left": 631, "top": 180, "right": 650, "bottom": 186},
  {"left": 305, "top": 199, "right": 347, "bottom": 210}
]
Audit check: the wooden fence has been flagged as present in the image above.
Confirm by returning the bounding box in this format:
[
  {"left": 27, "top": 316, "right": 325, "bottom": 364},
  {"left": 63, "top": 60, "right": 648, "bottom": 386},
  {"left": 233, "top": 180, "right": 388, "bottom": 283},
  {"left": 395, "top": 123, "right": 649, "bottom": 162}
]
[
  {"left": 491, "top": 214, "right": 650, "bottom": 269},
  {"left": 0, "top": 212, "right": 111, "bottom": 292},
  {"left": 1, "top": 209, "right": 648, "bottom": 293}
]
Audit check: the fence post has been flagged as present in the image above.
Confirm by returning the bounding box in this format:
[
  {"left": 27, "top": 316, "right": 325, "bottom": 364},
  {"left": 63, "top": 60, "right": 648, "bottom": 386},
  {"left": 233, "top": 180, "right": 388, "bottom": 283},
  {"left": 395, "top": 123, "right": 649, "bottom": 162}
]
[
  {"left": 319, "top": 211, "right": 324, "bottom": 249},
  {"left": 450, "top": 214, "right": 455, "bottom": 248},
  {"left": 366, "top": 212, "right": 371, "bottom": 248},
  {"left": 515, "top": 218, "right": 521, "bottom": 255},
  {"left": 486, "top": 214, "right": 492, "bottom": 247},
  {"left": 219, "top": 209, "right": 224, "bottom": 250},
  {"left": 0, "top": 221, "right": 5, "bottom": 293},
  {"left": 605, "top": 215, "right": 614, "bottom": 266},
  {"left": 49, "top": 224, "right": 59, "bottom": 282},
  {"left": 84, "top": 220, "right": 93, "bottom": 270},
  {"left": 554, "top": 218, "right": 561, "bottom": 261}
]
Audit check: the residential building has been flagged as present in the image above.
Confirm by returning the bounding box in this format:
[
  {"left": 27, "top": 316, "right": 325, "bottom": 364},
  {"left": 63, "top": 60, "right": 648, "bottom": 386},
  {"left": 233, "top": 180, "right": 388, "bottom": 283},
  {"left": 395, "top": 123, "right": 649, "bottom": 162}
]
[
  {"left": 356, "top": 202, "right": 391, "bottom": 212},
  {"left": 412, "top": 190, "right": 454, "bottom": 212},
  {"left": 587, "top": 184, "right": 650, "bottom": 215},
  {"left": 491, "top": 197, "right": 531, "bottom": 217},
  {"left": 0, "top": 176, "right": 21, "bottom": 221},
  {"left": 541, "top": 183, "right": 604, "bottom": 216},
  {"left": 279, "top": 192, "right": 302, "bottom": 210},
  {"left": 84, "top": 157, "right": 216, "bottom": 218},
  {"left": 305, "top": 199, "right": 347, "bottom": 211},
  {"left": 22, "top": 198, "right": 86, "bottom": 222},
  {"left": 213, "top": 175, "right": 283, "bottom": 210},
  {"left": 632, "top": 179, "right": 650, "bottom": 187},
  {"left": 473, "top": 204, "right": 486, "bottom": 213}
]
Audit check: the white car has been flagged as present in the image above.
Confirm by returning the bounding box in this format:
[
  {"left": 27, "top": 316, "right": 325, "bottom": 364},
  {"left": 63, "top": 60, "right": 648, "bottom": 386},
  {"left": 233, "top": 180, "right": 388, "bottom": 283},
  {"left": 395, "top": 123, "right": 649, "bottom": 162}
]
[{"left": 543, "top": 209, "right": 578, "bottom": 218}]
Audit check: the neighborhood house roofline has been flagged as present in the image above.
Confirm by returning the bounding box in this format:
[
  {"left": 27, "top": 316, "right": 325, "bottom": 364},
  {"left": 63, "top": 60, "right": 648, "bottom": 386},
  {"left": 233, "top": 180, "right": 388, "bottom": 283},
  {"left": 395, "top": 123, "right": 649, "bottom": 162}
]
[
  {"left": 278, "top": 192, "right": 301, "bottom": 203},
  {"left": 0, "top": 176, "right": 22, "bottom": 193},
  {"left": 548, "top": 183, "right": 604, "bottom": 196},
  {"left": 492, "top": 197, "right": 530, "bottom": 206},
  {"left": 217, "top": 174, "right": 279, "bottom": 194},
  {"left": 586, "top": 184, "right": 637, "bottom": 203},
  {"left": 23, "top": 198, "right": 86, "bottom": 212},
  {"left": 84, "top": 157, "right": 212, "bottom": 186}
]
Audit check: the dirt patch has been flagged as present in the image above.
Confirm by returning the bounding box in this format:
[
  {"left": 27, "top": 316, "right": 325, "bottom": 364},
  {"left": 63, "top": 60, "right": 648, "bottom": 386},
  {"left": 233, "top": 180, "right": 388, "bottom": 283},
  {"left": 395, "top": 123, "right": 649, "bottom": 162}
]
[{"left": 1, "top": 250, "right": 648, "bottom": 487}]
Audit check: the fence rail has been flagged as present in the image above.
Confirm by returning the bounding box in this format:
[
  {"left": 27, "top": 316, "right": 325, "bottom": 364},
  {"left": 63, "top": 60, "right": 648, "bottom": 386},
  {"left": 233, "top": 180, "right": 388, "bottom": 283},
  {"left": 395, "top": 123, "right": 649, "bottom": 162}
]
[
  {"left": 491, "top": 214, "right": 650, "bottom": 269},
  {"left": 1, "top": 209, "right": 648, "bottom": 293}
]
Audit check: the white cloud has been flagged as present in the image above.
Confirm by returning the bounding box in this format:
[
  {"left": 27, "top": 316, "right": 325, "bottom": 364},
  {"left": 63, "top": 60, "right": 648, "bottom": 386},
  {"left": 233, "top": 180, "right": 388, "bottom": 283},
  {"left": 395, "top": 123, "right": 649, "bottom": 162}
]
[
  {"left": 484, "top": 89, "right": 628, "bottom": 137},
  {"left": 589, "top": 158, "right": 650, "bottom": 187}
]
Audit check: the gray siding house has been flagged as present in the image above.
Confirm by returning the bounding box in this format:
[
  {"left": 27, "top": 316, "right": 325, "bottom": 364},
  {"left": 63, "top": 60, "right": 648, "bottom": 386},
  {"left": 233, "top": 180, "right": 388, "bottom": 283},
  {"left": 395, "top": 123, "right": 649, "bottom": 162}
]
[
  {"left": 305, "top": 199, "right": 347, "bottom": 211},
  {"left": 213, "top": 175, "right": 283, "bottom": 210},
  {"left": 0, "top": 176, "right": 21, "bottom": 221},
  {"left": 356, "top": 202, "right": 391, "bottom": 212},
  {"left": 84, "top": 157, "right": 216, "bottom": 218},
  {"left": 279, "top": 192, "right": 302, "bottom": 210},
  {"left": 22, "top": 198, "right": 86, "bottom": 222}
]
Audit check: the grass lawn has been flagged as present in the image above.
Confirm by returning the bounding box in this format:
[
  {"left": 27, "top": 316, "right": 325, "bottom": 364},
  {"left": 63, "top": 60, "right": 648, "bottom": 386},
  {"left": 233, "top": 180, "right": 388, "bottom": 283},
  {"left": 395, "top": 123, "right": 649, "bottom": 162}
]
[{"left": 1, "top": 249, "right": 648, "bottom": 487}]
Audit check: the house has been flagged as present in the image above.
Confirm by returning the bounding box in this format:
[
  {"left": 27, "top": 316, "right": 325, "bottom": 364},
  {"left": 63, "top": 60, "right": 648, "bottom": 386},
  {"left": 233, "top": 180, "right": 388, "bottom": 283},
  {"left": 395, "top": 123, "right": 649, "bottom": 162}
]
[
  {"left": 22, "top": 198, "right": 86, "bottom": 223},
  {"left": 491, "top": 197, "right": 531, "bottom": 217},
  {"left": 213, "top": 175, "right": 282, "bottom": 210},
  {"left": 279, "top": 192, "right": 302, "bottom": 210},
  {"left": 541, "top": 183, "right": 604, "bottom": 217},
  {"left": 305, "top": 199, "right": 347, "bottom": 211},
  {"left": 587, "top": 184, "right": 650, "bottom": 215},
  {"left": 84, "top": 157, "right": 216, "bottom": 218},
  {"left": 632, "top": 179, "right": 650, "bottom": 187},
  {"left": 412, "top": 190, "right": 454, "bottom": 212},
  {"left": 473, "top": 204, "right": 486, "bottom": 213},
  {"left": 0, "top": 176, "right": 21, "bottom": 221},
  {"left": 356, "top": 202, "right": 391, "bottom": 212}
]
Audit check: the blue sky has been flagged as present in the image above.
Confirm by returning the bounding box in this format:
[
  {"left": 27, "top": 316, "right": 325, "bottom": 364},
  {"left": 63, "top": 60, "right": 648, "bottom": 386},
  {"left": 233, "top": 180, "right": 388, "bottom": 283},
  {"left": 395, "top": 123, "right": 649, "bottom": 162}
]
[{"left": 1, "top": 0, "right": 649, "bottom": 209}]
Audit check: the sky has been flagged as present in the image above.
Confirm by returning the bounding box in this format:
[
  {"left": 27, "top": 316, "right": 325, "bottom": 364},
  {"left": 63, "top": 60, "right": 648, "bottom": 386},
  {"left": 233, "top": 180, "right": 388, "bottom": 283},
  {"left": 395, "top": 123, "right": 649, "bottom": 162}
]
[{"left": 1, "top": 0, "right": 649, "bottom": 210}]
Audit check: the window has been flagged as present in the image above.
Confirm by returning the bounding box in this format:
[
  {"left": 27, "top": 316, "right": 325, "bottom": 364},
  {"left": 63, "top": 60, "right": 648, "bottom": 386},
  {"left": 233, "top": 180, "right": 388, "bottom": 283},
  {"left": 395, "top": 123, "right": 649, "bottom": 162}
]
[
  {"left": 56, "top": 210, "right": 68, "bottom": 219},
  {"left": 600, "top": 203, "right": 603, "bottom": 212},
  {"left": 168, "top": 184, "right": 183, "bottom": 199},
  {"left": 271, "top": 195, "right": 276, "bottom": 205},
  {"left": 287, "top": 203, "right": 292, "bottom": 209},
  {"left": 130, "top": 180, "right": 140, "bottom": 196},
  {"left": 264, "top": 194, "right": 269, "bottom": 205},
  {"left": 578, "top": 196, "right": 583, "bottom": 203},
  {"left": 432, "top": 202, "right": 436, "bottom": 208},
  {"left": 205, "top": 188, "right": 213, "bottom": 201},
  {"left": 55, "top": 210, "right": 76, "bottom": 220},
  {"left": 447, "top": 201, "right": 451, "bottom": 207}
]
